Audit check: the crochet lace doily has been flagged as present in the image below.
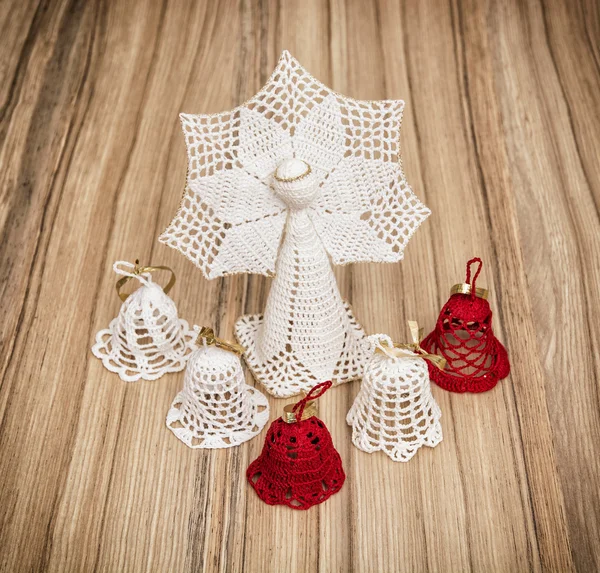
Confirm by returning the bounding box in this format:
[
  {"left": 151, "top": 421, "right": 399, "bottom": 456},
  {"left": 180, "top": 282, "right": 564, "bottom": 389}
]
[
  {"left": 347, "top": 335, "right": 442, "bottom": 462},
  {"left": 167, "top": 344, "right": 269, "bottom": 449},
  {"left": 159, "top": 50, "right": 430, "bottom": 397},
  {"left": 92, "top": 262, "right": 196, "bottom": 382}
]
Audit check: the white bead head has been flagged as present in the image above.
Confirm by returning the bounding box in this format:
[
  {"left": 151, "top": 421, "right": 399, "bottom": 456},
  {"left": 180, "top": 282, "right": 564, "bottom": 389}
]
[{"left": 272, "top": 158, "right": 319, "bottom": 209}]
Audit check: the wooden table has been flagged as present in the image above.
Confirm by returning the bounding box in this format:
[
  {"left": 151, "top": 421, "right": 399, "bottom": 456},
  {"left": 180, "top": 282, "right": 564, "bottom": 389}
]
[{"left": 1, "top": 1, "right": 598, "bottom": 571}]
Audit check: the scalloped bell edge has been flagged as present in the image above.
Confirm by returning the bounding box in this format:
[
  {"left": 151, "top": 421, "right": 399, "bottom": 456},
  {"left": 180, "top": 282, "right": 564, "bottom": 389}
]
[
  {"left": 166, "top": 385, "right": 270, "bottom": 449},
  {"left": 91, "top": 318, "right": 197, "bottom": 382}
]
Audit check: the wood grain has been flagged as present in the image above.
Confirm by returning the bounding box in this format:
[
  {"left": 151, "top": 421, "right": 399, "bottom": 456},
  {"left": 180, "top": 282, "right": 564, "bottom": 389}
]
[{"left": 0, "top": 0, "right": 598, "bottom": 571}]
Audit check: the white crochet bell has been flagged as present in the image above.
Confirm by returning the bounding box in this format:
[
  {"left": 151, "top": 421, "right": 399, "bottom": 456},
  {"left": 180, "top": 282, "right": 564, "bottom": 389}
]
[
  {"left": 347, "top": 330, "right": 443, "bottom": 462},
  {"left": 92, "top": 261, "right": 195, "bottom": 382},
  {"left": 167, "top": 327, "right": 269, "bottom": 449},
  {"left": 159, "top": 50, "right": 430, "bottom": 397}
]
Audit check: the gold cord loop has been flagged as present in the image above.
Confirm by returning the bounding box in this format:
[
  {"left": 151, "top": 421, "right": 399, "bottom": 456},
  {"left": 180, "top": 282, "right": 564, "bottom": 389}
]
[
  {"left": 196, "top": 326, "right": 245, "bottom": 355},
  {"left": 115, "top": 260, "right": 176, "bottom": 302}
]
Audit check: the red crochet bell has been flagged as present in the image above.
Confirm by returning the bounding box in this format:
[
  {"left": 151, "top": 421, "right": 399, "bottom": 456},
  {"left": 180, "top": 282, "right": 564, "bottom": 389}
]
[
  {"left": 246, "top": 381, "right": 345, "bottom": 510},
  {"left": 421, "top": 258, "right": 510, "bottom": 393}
]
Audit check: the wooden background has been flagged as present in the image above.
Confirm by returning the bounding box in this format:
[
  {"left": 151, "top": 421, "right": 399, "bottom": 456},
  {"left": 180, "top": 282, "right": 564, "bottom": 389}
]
[{"left": 0, "top": 0, "right": 599, "bottom": 571}]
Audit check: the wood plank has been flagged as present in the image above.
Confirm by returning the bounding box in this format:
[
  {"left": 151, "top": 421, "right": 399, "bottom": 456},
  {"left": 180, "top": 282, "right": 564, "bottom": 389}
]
[{"left": 485, "top": 0, "right": 600, "bottom": 569}]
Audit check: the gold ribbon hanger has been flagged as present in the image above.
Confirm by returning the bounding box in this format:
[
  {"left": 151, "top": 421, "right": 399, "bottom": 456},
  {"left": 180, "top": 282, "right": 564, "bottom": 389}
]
[
  {"left": 196, "top": 326, "right": 245, "bottom": 355},
  {"left": 375, "top": 320, "right": 446, "bottom": 370},
  {"left": 115, "top": 259, "right": 176, "bottom": 302}
]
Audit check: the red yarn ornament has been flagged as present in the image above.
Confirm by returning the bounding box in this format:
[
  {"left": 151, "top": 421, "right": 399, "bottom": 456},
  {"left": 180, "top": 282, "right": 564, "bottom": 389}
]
[
  {"left": 421, "top": 258, "right": 510, "bottom": 393},
  {"left": 247, "top": 381, "right": 345, "bottom": 510}
]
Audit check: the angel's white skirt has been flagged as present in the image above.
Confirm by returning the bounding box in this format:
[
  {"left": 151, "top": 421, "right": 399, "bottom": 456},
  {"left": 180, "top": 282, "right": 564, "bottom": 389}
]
[{"left": 235, "top": 209, "right": 367, "bottom": 397}]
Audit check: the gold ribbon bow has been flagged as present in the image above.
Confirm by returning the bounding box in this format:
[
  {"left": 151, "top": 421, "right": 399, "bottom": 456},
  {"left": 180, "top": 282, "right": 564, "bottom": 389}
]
[
  {"left": 115, "top": 260, "right": 176, "bottom": 302},
  {"left": 196, "top": 326, "right": 245, "bottom": 355},
  {"left": 375, "top": 320, "right": 446, "bottom": 370}
]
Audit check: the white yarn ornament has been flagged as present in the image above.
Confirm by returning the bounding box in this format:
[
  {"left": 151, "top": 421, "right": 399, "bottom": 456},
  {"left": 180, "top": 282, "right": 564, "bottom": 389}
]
[
  {"left": 167, "top": 330, "right": 269, "bottom": 449},
  {"left": 347, "top": 334, "right": 442, "bottom": 462},
  {"left": 92, "top": 261, "right": 195, "bottom": 382},
  {"left": 160, "top": 50, "right": 430, "bottom": 397}
]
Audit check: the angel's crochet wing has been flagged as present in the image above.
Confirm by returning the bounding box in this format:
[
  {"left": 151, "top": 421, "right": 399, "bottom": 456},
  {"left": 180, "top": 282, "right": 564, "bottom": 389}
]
[
  {"left": 304, "top": 95, "right": 431, "bottom": 264},
  {"left": 159, "top": 103, "right": 290, "bottom": 279},
  {"left": 159, "top": 53, "right": 307, "bottom": 279}
]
